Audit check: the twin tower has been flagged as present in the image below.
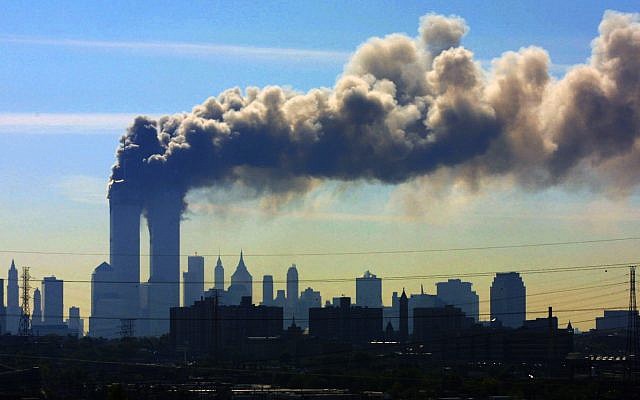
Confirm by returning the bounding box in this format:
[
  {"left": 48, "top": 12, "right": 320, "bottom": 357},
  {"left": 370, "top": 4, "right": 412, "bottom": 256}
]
[{"left": 90, "top": 180, "right": 182, "bottom": 338}]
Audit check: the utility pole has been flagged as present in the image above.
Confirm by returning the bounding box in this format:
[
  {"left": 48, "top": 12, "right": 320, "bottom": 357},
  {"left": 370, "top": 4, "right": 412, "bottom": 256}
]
[
  {"left": 627, "top": 266, "right": 639, "bottom": 374},
  {"left": 18, "top": 266, "right": 31, "bottom": 336}
]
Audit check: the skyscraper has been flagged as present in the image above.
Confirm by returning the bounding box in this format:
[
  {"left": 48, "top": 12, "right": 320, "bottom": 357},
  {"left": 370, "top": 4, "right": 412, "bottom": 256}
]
[
  {"left": 286, "top": 264, "right": 299, "bottom": 306},
  {"left": 89, "top": 261, "right": 119, "bottom": 338},
  {"left": 490, "top": 272, "right": 526, "bottom": 328},
  {"left": 32, "top": 287, "right": 42, "bottom": 325},
  {"left": 42, "top": 276, "right": 64, "bottom": 326},
  {"left": 146, "top": 189, "right": 182, "bottom": 336},
  {"left": 0, "top": 278, "right": 5, "bottom": 334},
  {"left": 67, "top": 306, "right": 84, "bottom": 337},
  {"left": 436, "top": 278, "right": 480, "bottom": 321},
  {"left": 399, "top": 289, "right": 408, "bottom": 342},
  {"left": 6, "top": 260, "right": 20, "bottom": 334},
  {"left": 183, "top": 255, "right": 205, "bottom": 307},
  {"left": 262, "top": 275, "right": 274, "bottom": 305},
  {"left": 356, "top": 270, "right": 382, "bottom": 308},
  {"left": 228, "top": 251, "right": 252, "bottom": 304},
  {"left": 108, "top": 180, "right": 142, "bottom": 333},
  {"left": 214, "top": 255, "right": 224, "bottom": 290}
]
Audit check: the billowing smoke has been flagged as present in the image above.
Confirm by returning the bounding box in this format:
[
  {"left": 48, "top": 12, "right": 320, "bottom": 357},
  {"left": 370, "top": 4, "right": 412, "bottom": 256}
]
[{"left": 110, "top": 11, "right": 640, "bottom": 211}]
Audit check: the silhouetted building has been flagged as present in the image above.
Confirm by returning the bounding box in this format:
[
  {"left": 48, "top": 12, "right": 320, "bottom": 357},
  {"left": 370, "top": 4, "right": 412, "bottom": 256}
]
[
  {"left": 413, "top": 305, "right": 475, "bottom": 343},
  {"left": 273, "top": 289, "right": 286, "bottom": 308},
  {"left": 356, "top": 270, "right": 382, "bottom": 308},
  {"left": 183, "top": 255, "right": 205, "bottom": 307},
  {"left": 399, "top": 289, "right": 408, "bottom": 342},
  {"left": 0, "top": 278, "right": 4, "bottom": 334},
  {"left": 66, "top": 306, "right": 84, "bottom": 337},
  {"left": 286, "top": 264, "right": 299, "bottom": 306},
  {"left": 146, "top": 189, "right": 182, "bottom": 336},
  {"left": 227, "top": 251, "right": 252, "bottom": 305},
  {"left": 436, "top": 278, "right": 479, "bottom": 321},
  {"left": 6, "top": 260, "right": 20, "bottom": 334},
  {"left": 296, "top": 287, "right": 321, "bottom": 329},
  {"left": 42, "top": 276, "right": 63, "bottom": 325},
  {"left": 108, "top": 179, "right": 142, "bottom": 337},
  {"left": 213, "top": 255, "right": 224, "bottom": 290},
  {"left": 32, "top": 288, "right": 42, "bottom": 326},
  {"left": 595, "top": 309, "right": 637, "bottom": 331},
  {"left": 382, "top": 291, "right": 399, "bottom": 332},
  {"left": 89, "top": 261, "right": 119, "bottom": 337},
  {"left": 490, "top": 272, "right": 526, "bottom": 328},
  {"left": 262, "top": 275, "right": 274, "bottom": 305},
  {"left": 170, "top": 296, "right": 282, "bottom": 353},
  {"left": 408, "top": 285, "right": 444, "bottom": 333},
  {"left": 309, "top": 297, "right": 382, "bottom": 343}
]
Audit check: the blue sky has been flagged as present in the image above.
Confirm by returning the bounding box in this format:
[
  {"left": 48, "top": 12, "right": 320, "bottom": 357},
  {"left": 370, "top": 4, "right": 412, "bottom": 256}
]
[{"left": 1, "top": 1, "right": 639, "bottom": 328}]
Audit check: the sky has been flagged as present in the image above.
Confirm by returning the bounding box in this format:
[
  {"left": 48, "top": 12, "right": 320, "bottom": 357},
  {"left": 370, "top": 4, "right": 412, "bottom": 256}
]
[{"left": 1, "top": 1, "right": 639, "bottom": 331}]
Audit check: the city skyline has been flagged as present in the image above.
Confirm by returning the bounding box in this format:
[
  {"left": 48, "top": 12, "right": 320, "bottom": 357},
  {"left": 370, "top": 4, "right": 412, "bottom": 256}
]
[{"left": 1, "top": 2, "right": 639, "bottom": 334}]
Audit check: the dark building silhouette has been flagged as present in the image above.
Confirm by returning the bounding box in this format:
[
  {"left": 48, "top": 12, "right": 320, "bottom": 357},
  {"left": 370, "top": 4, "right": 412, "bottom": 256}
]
[
  {"left": 490, "top": 272, "right": 526, "bottom": 328},
  {"left": 170, "top": 296, "right": 282, "bottom": 353},
  {"left": 413, "top": 305, "right": 475, "bottom": 342},
  {"left": 262, "top": 274, "right": 274, "bottom": 305},
  {"left": 308, "top": 297, "right": 382, "bottom": 343},
  {"left": 399, "top": 289, "right": 408, "bottom": 342},
  {"left": 436, "top": 278, "right": 479, "bottom": 321}
]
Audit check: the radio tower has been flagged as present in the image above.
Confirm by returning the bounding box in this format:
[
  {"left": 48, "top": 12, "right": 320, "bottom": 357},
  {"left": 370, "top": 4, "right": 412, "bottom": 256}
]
[
  {"left": 18, "top": 266, "right": 31, "bottom": 336},
  {"left": 627, "top": 266, "right": 639, "bottom": 367}
]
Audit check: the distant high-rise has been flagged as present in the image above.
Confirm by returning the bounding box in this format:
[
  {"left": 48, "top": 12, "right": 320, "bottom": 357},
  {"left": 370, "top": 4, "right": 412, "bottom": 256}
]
[
  {"left": 6, "top": 260, "right": 21, "bottom": 333},
  {"left": 183, "top": 255, "right": 205, "bottom": 307},
  {"left": 399, "top": 289, "right": 408, "bottom": 342},
  {"left": 32, "top": 287, "right": 42, "bottom": 325},
  {"left": 286, "top": 265, "right": 299, "bottom": 306},
  {"left": 262, "top": 275, "right": 274, "bottom": 305},
  {"left": 356, "top": 270, "right": 382, "bottom": 308},
  {"left": 42, "top": 276, "right": 63, "bottom": 325},
  {"left": 0, "top": 278, "right": 5, "bottom": 334},
  {"left": 228, "top": 251, "right": 252, "bottom": 304},
  {"left": 490, "top": 272, "right": 526, "bottom": 328},
  {"left": 214, "top": 255, "right": 224, "bottom": 290},
  {"left": 67, "top": 306, "right": 84, "bottom": 337},
  {"left": 297, "top": 287, "right": 321, "bottom": 329},
  {"left": 89, "top": 262, "right": 119, "bottom": 338},
  {"left": 436, "top": 279, "right": 480, "bottom": 321}
]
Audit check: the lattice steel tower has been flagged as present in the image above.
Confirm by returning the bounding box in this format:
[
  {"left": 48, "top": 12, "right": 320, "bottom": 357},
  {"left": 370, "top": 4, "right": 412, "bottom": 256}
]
[
  {"left": 18, "top": 266, "right": 31, "bottom": 336},
  {"left": 627, "top": 266, "right": 639, "bottom": 362}
]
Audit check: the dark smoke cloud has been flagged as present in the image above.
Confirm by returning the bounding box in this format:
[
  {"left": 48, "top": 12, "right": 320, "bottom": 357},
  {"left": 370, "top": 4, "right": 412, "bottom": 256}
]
[{"left": 111, "top": 11, "right": 640, "bottom": 210}]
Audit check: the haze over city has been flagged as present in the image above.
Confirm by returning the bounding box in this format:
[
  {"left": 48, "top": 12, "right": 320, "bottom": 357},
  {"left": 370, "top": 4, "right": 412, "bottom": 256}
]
[{"left": 1, "top": 1, "right": 640, "bottom": 397}]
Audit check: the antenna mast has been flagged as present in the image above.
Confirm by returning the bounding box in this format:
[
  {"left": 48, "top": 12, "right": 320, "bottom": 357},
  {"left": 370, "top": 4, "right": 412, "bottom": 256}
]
[{"left": 627, "top": 265, "right": 639, "bottom": 369}]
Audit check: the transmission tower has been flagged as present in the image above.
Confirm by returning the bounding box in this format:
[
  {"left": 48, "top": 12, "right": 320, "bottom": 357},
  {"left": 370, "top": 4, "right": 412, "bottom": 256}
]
[
  {"left": 627, "top": 266, "right": 639, "bottom": 366},
  {"left": 18, "top": 266, "right": 31, "bottom": 336}
]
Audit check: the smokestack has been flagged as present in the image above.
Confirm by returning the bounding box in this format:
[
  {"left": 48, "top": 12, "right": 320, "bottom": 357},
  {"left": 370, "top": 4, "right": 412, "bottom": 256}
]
[
  {"left": 146, "top": 188, "right": 182, "bottom": 336},
  {"left": 108, "top": 180, "right": 142, "bottom": 327}
]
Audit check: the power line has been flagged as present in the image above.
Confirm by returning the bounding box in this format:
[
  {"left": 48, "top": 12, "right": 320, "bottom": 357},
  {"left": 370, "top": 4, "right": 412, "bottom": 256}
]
[
  {"left": 29, "top": 261, "right": 636, "bottom": 284},
  {"left": 1, "top": 235, "right": 639, "bottom": 257}
]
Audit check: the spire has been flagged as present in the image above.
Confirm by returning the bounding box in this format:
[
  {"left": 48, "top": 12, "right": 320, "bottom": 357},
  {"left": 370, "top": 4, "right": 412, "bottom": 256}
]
[
  {"left": 567, "top": 320, "right": 573, "bottom": 330},
  {"left": 216, "top": 254, "right": 223, "bottom": 267},
  {"left": 10, "top": 259, "right": 15, "bottom": 270},
  {"left": 401, "top": 287, "right": 407, "bottom": 299},
  {"left": 421, "top": 284, "right": 424, "bottom": 295},
  {"left": 237, "top": 250, "right": 246, "bottom": 269}
]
